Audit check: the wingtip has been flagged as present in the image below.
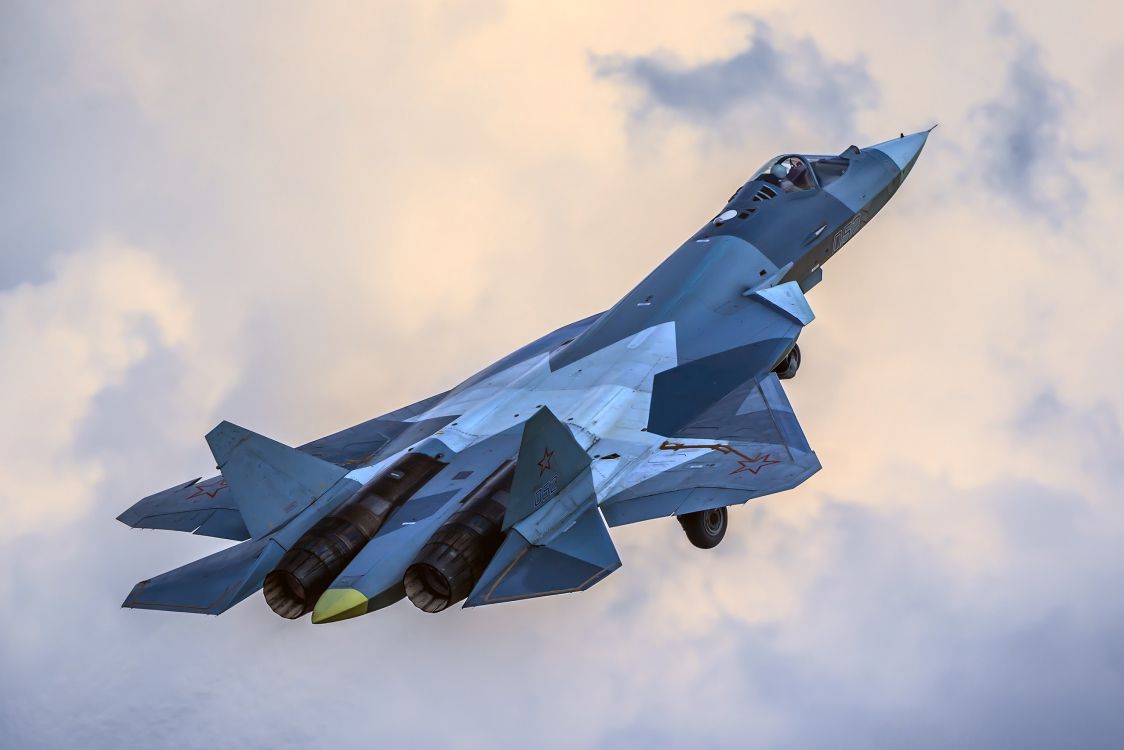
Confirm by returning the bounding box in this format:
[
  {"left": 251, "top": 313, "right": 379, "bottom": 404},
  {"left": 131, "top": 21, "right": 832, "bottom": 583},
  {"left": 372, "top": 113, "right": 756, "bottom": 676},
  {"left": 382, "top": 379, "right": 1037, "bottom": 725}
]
[
  {"left": 116, "top": 476, "right": 204, "bottom": 529},
  {"left": 121, "top": 580, "right": 149, "bottom": 609}
]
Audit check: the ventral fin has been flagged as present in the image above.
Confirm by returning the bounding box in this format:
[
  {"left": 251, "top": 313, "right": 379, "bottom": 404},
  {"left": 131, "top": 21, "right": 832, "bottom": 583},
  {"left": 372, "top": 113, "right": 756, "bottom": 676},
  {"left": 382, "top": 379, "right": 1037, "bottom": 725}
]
[{"left": 503, "top": 407, "right": 591, "bottom": 530}]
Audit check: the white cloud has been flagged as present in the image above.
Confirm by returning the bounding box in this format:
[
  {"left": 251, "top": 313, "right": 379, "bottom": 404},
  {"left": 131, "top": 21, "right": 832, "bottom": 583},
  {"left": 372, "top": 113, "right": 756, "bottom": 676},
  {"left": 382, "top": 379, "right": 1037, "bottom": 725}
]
[{"left": 0, "top": 243, "right": 218, "bottom": 537}]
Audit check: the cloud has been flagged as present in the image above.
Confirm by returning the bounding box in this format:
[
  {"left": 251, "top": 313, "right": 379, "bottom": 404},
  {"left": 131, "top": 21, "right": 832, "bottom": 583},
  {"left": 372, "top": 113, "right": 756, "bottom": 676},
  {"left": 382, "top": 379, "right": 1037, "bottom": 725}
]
[
  {"left": 591, "top": 20, "right": 878, "bottom": 142},
  {"left": 0, "top": 243, "right": 222, "bottom": 538},
  {"left": 0, "top": 6, "right": 121, "bottom": 288},
  {"left": 974, "top": 13, "right": 1086, "bottom": 218}
]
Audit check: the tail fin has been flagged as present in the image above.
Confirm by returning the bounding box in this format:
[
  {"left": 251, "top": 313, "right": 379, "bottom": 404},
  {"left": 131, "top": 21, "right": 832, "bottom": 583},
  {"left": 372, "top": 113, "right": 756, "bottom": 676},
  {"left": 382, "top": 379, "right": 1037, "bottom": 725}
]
[
  {"left": 205, "top": 421, "right": 347, "bottom": 538},
  {"left": 503, "top": 407, "right": 591, "bottom": 530},
  {"left": 465, "top": 506, "right": 621, "bottom": 607},
  {"left": 122, "top": 537, "right": 285, "bottom": 615}
]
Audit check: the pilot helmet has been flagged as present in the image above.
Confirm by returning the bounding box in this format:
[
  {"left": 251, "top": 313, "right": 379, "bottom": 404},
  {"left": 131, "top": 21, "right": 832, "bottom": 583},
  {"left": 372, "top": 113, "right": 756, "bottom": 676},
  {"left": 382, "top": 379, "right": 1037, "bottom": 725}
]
[{"left": 770, "top": 163, "right": 789, "bottom": 179}]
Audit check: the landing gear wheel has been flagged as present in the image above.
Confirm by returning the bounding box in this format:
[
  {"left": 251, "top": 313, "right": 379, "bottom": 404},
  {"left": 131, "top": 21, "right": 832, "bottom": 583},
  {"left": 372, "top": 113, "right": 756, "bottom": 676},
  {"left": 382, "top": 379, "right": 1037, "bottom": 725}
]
[
  {"left": 774, "top": 343, "right": 801, "bottom": 380},
  {"left": 678, "top": 507, "right": 728, "bottom": 549}
]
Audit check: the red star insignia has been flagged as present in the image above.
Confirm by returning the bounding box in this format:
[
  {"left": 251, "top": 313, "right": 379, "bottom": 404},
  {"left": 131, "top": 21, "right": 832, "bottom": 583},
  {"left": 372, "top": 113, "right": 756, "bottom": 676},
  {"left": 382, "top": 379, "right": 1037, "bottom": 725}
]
[
  {"left": 729, "top": 453, "right": 780, "bottom": 476},
  {"left": 537, "top": 447, "right": 554, "bottom": 477},
  {"left": 186, "top": 477, "right": 228, "bottom": 500}
]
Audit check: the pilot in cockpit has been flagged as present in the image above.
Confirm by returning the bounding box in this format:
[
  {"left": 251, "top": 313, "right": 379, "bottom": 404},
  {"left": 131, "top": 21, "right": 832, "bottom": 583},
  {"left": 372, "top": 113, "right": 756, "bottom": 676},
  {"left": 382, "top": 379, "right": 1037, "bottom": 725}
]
[
  {"left": 761, "top": 162, "right": 788, "bottom": 188},
  {"left": 759, "top": 158, "right": 815, "bottom": 193},
  {"left": 785, "top": 159, "right": 812, "bottom": 190}
]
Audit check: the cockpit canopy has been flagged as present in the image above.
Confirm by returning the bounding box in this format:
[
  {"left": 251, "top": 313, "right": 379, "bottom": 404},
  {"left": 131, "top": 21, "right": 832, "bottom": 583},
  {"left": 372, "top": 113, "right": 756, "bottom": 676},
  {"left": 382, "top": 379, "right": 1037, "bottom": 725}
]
[{"left": 751, "top": 153, "right": 851, "bottom": 192}]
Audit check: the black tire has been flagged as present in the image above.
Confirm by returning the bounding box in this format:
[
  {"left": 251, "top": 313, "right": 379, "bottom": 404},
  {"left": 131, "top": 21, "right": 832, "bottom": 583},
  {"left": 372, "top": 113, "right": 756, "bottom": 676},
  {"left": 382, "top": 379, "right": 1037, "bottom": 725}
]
[
  {"left": 678, "top": 507, "right": 728, "bottom": 549},
  {"left": 774, "top": 343, "right": 801, "bottom": 380}
]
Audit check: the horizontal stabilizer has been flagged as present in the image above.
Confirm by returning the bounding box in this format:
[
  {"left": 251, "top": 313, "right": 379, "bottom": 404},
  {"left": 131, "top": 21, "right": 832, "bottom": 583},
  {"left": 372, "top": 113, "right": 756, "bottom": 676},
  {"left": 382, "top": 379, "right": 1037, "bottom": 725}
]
[
  {"left": 116, "top": 476, "right": 250, "bottom": 541},
  {"left": 122, "top": 537, "right": 285, "bottom": 615},
  {"left": 504, "top": 407, "right": 591, "bottom": 530},
  {"left": 206, "top": 421, "right": 348, "bottom": 538},
  {"left": 466, "top": 506, "right": 620, "bottom": 607}
]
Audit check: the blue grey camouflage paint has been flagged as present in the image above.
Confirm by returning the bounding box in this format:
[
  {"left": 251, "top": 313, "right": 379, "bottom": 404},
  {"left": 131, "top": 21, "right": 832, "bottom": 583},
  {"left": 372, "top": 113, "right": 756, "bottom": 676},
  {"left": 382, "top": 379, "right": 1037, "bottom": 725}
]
[{"left": 118, "top": 130, "right": 931, "bottom": 622}]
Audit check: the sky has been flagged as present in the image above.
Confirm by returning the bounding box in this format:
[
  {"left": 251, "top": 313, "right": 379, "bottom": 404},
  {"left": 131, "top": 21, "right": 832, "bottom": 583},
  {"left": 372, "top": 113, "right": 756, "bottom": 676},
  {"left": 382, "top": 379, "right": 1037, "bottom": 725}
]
[{"left": 2, "top": 1, "right": 1124, "bottom": 748}]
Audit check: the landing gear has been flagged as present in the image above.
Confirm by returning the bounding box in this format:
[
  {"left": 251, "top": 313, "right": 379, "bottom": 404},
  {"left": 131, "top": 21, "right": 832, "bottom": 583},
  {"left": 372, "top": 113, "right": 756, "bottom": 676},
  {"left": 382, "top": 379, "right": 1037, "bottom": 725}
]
[
  {"left": 773, "top": 343, "right": 801, "bottom": 380},
  {"left": 678, "top": 507, "right": 728, "bottom": 549}
]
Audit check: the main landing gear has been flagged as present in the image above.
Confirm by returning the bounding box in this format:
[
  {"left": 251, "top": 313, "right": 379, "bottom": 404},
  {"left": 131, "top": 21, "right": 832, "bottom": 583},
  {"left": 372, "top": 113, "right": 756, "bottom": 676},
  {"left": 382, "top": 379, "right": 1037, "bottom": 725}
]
[{"left": 678, "top": 507, "right": 728, "bottom": 549}]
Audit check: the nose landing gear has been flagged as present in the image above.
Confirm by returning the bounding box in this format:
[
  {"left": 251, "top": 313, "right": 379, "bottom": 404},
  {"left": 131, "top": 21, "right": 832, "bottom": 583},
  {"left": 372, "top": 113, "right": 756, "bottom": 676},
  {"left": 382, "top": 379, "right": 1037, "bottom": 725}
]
[{"left": 773, "top": 343, "right": 801, "bottom": 380}]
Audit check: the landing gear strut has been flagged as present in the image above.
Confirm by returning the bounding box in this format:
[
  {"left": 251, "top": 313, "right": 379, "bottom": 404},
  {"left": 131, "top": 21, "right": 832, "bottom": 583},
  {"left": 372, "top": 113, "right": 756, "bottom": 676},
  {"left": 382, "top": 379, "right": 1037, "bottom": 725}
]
[
  {"left": 773, "top": 343, "right": 801, "bottom": 380},
  {"left": 678, "top": 507, "right": 728, "bottom": 549}
]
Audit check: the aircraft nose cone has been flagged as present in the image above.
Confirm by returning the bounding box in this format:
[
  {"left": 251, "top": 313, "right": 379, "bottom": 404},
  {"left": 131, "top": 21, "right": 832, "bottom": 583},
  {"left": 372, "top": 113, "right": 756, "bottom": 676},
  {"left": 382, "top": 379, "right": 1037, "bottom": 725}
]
[{"left": 870, "top": 129, "right": 932, "bottom": 172}]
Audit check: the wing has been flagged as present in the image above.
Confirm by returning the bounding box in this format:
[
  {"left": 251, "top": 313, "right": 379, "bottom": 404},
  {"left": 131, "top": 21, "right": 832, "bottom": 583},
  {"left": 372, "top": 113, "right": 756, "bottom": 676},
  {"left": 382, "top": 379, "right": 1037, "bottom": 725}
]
[
  {"left": 298, "top": 391, "right": 454, "bottom": 467},
  {"left": 451, "top": 311, "right": 603, "bottom": 392},
  {"left": 603, "top": 372, "right": 820, "bottom": 526},
  {"left": 601, "top": 271, "right": 823, "bottom": 529}
]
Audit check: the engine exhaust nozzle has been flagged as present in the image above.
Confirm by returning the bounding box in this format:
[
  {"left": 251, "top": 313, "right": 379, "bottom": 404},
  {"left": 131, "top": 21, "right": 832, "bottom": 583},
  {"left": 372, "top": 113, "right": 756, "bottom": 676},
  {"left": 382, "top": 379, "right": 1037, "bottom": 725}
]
[
  {"left": 263, "top": 451, "right": 445, "bottom": 618},
  {"left": 404, "top": 461, "right": 514, "bottom": 613}
]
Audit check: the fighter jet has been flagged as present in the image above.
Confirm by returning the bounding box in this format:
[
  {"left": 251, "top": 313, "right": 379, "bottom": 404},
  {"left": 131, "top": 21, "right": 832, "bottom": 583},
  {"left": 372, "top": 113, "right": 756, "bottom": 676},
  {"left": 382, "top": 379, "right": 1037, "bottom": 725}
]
[{"left": 118, "top": 129, "right": 930, "bottom": 623}]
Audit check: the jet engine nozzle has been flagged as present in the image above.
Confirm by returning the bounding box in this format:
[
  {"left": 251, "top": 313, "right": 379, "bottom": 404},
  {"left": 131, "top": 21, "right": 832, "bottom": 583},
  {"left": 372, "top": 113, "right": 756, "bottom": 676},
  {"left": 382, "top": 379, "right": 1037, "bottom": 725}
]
[
  {"left": 404, "top": 461, "right": 514, "bottom": 613},
  {"left": 263, "top": 452, "right": 445, "bottom": 619}
]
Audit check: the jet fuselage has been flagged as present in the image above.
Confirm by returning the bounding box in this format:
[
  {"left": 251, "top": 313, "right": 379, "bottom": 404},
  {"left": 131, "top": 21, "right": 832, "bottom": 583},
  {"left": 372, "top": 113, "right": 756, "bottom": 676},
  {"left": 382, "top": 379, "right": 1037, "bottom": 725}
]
[{"left": 118, "top": 130, "right": 930, "bottom": 624}]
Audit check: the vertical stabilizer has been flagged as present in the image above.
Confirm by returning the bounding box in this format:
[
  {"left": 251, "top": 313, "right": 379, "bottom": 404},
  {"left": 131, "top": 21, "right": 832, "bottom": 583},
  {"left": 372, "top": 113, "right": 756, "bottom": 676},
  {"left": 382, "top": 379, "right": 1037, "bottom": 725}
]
[{"left": 205, "top": 421, "right": 348, "bottom": 538}]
